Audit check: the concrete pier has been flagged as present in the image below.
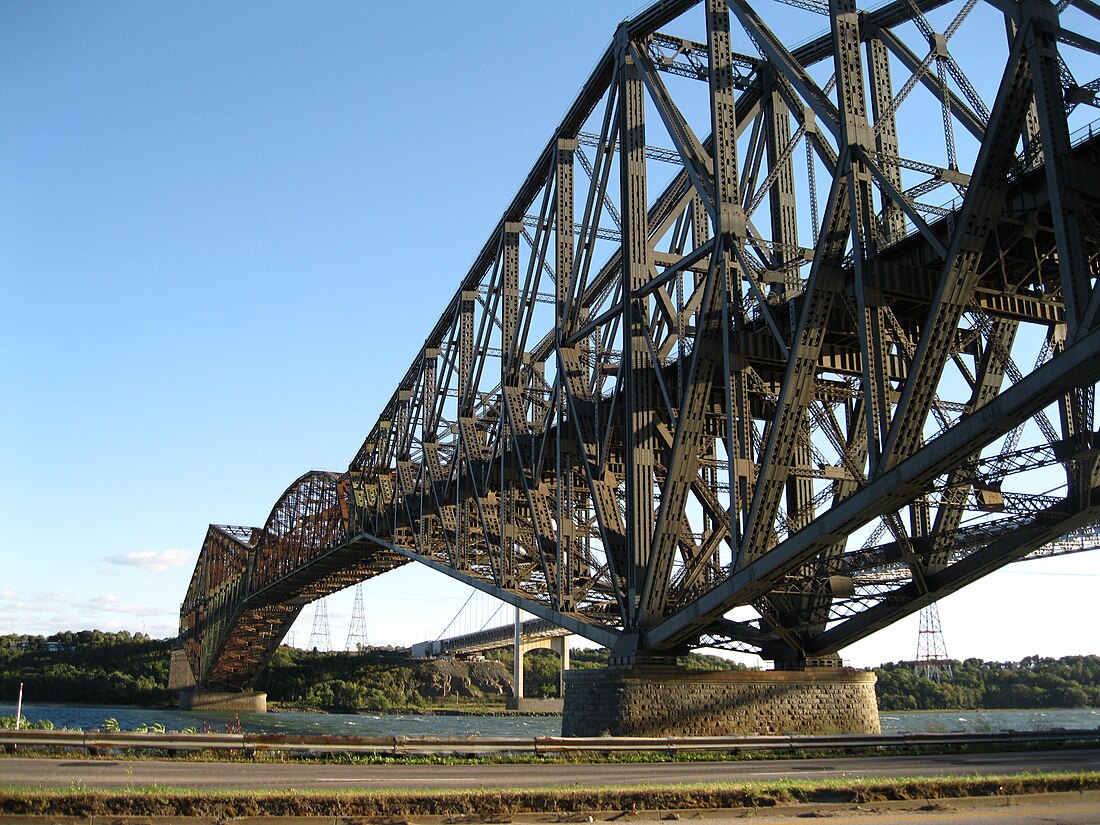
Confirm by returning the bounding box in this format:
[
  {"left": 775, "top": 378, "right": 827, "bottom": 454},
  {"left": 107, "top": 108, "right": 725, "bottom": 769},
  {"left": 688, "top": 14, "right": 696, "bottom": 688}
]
[
  {"left": 562, "top": 665, "right": 879, "bottom": 736},
  {"left": 167, "top": 647, "right": 196, "bottom": 691},
  {"left": 179, "top": 690, "right": 268, "bottom": 713}
]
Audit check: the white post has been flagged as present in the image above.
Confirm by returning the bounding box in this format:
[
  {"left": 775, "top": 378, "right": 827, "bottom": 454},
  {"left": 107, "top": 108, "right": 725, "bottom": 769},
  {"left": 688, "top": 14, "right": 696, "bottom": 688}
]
[
  {"left": 559, "top": 636, "right": 571, "bottom": 698},
  {"left": 513, "top": 606, "right": 523, "bottom": 701},
  {"left": 14, "top": 682, "right": 23, "bottom": 730}
]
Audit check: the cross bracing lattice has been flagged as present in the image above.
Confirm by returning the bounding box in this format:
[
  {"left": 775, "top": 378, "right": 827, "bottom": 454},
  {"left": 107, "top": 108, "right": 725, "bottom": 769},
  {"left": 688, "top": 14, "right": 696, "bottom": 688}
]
[{"left": 178, "top": 0, "right": 1100, "bottom": 691}]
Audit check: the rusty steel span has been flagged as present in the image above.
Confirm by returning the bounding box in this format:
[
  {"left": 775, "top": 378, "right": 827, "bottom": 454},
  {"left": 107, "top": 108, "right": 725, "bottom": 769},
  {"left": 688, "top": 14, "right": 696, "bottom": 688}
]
[{"left": 179, "top": 0, "right": 1100, "bottom": 700}]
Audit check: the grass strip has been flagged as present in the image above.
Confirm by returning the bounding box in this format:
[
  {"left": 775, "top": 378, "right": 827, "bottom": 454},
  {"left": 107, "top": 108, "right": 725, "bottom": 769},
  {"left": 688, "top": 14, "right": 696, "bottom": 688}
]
[
  {"left": 3, "top": 772, "right": 1099, "bottom": 816},
  {"left": 3, "top": 739, "right": 1097, "bottom": 765}
]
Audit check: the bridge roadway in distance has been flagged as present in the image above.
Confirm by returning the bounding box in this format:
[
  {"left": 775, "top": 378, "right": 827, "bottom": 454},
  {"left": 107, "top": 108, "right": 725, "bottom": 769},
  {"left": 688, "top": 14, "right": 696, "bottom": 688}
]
[
  {"left": 410, "top": 617, "right": 569, "bottom": 658},
  {"left": 3, "top": 749, "right": 1099, "bottom": 791}
]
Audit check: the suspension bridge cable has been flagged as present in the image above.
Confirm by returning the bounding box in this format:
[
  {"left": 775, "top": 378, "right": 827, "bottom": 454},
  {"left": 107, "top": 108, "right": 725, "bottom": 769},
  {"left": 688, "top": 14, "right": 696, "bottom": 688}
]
[
  {"left": 434, "top": 589, "right": 477, "bottom": 642},
  {"left": 478, "top": 603, "right": 505, "bottom": 632}
]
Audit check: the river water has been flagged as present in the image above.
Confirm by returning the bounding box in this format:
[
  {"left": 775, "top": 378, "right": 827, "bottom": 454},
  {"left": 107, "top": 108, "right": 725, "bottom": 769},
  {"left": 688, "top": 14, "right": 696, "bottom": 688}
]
[{"left": 2, "top": 703, "right": 1098, "bottom": 737}]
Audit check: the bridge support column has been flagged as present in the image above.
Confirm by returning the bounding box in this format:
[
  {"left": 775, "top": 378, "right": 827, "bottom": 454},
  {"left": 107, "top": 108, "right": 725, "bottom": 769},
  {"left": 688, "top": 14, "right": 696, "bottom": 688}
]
[
  {"left": 505, "top": 633, "right": 571, "bottom": 712},
  {"left": 562, "top": 665, "right": 878, "bottom": 736},
  {"left": 179, "top": 690, "right": 268, "bottom": 713},
  {"left": 167, "top": 648, "right": 196, "bottom": 691}
]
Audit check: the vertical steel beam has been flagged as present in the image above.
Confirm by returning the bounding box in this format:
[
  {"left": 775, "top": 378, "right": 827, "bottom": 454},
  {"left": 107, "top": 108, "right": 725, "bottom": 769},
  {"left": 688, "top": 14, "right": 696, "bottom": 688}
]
[
  {"left": 558, "top": 132, "right": 628, "bottom": 612},
  {"left": 1021, "top": 0, "right": 1095, "bottom": 337},
  {"left": 762, "top": 74, "right": 814, "bottom": 552},
  {"left": 618, "top": 29, "right": 656, "bottom": 630},
  {"left": 422, "top": 348, "right": 445, "bottom": 484},
  {"left": 640, "top": 0, "right": 747, "bottom": 627},
  {"left": 763, "top": 69, "right": 801, "bottom": 299},
  {"left": 555, "top": 138, "right": 579, "bottom": 609},
  {"left": 708, "top": 0, "right": 742, "bottom": 238},
  {"left": 556, "top": 139, "right": 579, "bottom": 336},
  {"left": 457, "top": 289, "right": 478, "bottom": 571},
  {"left": 866, "top": 35, "right": 907, "bottom": 245},
  {"left": 459, "top": 291, "right": 476, "bottom": 419},
  {"left": 830, "top": 0, "right": 891, "bottom": 475},
  {"left": 500, "top": 223, "right": 522, "bottom": 587},
  {"left": 1006, "top": 17, "right": 1044, "bottom": 169}
]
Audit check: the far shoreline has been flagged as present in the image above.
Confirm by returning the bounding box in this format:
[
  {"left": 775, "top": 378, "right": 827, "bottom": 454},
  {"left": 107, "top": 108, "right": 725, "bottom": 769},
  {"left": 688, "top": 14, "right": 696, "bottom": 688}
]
[
  {"left": 267, "top": 703, "right": 562, "bottom": 717},
  {"left": 6, "top": 700, "right": 1097, "bottom": 715}
]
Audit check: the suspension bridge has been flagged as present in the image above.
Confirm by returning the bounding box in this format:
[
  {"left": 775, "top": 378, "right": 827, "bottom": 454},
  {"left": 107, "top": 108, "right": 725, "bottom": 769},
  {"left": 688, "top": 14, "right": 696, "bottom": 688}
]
[{"left": 176, "top": 0, "right": 1100, "bottom": 735}]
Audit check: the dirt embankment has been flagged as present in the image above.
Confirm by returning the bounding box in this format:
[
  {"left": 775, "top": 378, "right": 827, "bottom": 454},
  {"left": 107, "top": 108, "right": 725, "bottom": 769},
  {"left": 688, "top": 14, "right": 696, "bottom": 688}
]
[{"left": 412, "top": 658, "right": 511, "bottom": 700}]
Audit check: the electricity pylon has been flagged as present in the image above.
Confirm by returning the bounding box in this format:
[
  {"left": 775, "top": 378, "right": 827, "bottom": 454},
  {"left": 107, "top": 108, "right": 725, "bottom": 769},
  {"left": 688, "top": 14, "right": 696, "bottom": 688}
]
[
  {"left": 914, "top": 603, "right": 953, "bottom": 681},
  {"left": 307, "top": 598, "right": 331, "bottom": 652},
  {"left": 345, "top": 583, "right": 368, "bottom": 651}
]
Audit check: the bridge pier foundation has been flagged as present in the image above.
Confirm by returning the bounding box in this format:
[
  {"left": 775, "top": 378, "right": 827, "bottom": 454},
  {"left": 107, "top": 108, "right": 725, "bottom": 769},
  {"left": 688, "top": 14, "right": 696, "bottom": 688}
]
[
  {"left": 179, "top": 690, "right": 268, "bottom": 713},
  {"left": 562, "top": 665, "right": 878, "bottom": 737}
]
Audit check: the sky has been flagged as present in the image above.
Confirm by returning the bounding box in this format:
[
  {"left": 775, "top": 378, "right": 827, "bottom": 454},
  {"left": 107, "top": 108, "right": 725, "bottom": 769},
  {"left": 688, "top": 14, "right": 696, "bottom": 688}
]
[{"left": 1, "top": 0, "right": 1096, "bottom": 672}]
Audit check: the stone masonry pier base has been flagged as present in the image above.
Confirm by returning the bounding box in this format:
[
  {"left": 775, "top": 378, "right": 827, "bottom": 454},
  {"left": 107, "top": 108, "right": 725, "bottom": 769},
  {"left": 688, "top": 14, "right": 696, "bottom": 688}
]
[
  {"left": 562, "top": 665, "right": 879, "bottom": 736},
  {"left": 506, "top": 697, "right": 565, "bottom": 713},
  {"left": 179, "top": 690, "right": 267, "bottom": 713}
]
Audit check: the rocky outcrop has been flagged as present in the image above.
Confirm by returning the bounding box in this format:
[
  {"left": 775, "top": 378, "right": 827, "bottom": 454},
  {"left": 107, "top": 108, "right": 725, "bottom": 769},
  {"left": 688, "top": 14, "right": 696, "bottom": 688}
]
[{"left": 412, "top": 658, "right": 511, "bottom": 699}]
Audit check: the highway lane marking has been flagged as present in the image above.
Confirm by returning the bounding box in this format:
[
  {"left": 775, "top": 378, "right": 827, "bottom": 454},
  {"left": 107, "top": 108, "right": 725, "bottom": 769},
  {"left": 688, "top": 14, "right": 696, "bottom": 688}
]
[
  {"left": 312, "top": 777, "right": 479, "bottom": 783},
  {"left": 750, "top": 805, "right": 1100, "bottom": 823}
]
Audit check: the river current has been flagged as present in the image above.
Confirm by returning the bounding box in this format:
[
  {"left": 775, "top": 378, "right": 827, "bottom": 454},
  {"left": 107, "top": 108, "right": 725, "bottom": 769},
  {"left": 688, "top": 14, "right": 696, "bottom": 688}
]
[{"left": 2, "top": 703, "right": 1098, "bottom": 737}]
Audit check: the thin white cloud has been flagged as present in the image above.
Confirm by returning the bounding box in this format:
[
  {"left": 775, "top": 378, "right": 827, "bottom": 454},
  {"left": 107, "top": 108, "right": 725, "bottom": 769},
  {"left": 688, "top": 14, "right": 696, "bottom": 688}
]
[
  {"left": 87, "top": 594, "right": 163, "bottom": 617},
  {"left": 103, "top": 549, "right": 192, "bottom": 573},
  {"left": 0, "top": 589, "right": 69, "bottom": 609}
]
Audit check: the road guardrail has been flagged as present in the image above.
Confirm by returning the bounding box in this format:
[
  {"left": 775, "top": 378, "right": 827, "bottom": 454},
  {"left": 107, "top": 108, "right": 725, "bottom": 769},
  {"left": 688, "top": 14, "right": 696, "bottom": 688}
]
[{"left": 1, "top": 727, "right": 1099, "bottom": 756}]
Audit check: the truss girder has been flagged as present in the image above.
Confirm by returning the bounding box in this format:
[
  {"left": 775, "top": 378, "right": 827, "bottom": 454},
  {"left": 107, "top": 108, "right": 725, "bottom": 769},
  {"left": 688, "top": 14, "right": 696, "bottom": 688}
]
[{"left": 180, "top": 0, "right": 1100, "bottom": 688}]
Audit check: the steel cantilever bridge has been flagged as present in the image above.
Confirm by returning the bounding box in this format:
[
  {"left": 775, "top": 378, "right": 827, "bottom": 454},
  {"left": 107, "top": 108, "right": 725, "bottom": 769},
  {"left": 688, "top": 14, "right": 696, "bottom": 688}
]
[{"left": 180, "top": 0, "right": 1100, "bottom": 693}]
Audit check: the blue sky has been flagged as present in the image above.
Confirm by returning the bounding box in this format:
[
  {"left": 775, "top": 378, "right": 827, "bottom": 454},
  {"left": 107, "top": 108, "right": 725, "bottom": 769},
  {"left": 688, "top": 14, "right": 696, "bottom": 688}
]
[{"left": 1, "top": 0, "right": 1095, "bottom": 669}]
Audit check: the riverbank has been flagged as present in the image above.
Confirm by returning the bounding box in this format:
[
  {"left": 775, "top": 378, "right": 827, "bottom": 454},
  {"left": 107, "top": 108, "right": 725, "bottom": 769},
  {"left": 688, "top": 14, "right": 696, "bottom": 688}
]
[{"left": 268, "top": 703, "right": 560, "bottom": 717}]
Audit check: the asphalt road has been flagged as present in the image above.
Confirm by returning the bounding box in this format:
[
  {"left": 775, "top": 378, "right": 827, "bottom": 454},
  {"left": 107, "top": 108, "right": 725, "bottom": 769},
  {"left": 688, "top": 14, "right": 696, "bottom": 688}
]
[{"left": 1, "top": 748, "right": 1099, "bottom": 790}]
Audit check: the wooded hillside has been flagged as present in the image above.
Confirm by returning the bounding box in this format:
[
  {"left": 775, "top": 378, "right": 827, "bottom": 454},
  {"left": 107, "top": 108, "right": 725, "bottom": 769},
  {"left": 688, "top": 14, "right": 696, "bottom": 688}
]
[{"left": 875, "top": 656, "right": 1100, "bottom": 710}]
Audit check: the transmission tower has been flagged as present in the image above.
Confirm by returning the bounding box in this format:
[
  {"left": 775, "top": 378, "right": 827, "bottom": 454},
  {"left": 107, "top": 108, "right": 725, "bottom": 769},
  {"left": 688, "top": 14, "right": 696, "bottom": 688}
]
[
  {"left": 914, "top": 602, "right": 953, "bottom": 681},
  {"left": 345, "top": 583, "right": 368, "bottom": 651},
  {"left": 307, "top": 598, "right": 331, "bottom": 652}
]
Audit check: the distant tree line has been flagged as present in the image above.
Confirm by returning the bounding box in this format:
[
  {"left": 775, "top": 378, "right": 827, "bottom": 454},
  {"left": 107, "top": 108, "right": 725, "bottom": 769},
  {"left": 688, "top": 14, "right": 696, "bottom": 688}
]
[
  {"left": 874, "top": 655, "right": 1100, "bottom": 710},
  {"left": 0, "top": 631, "right": 171, "bottom": 706},
  {"left": 2, "top": 631, "right": 1096, "bottom": 713}
]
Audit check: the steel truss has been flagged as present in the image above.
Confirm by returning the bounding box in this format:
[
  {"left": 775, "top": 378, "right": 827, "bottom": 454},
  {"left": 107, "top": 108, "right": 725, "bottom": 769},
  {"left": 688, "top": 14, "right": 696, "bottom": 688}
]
[{"left": 180, "top": 0, "right": 1100, "bottom": 690}]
